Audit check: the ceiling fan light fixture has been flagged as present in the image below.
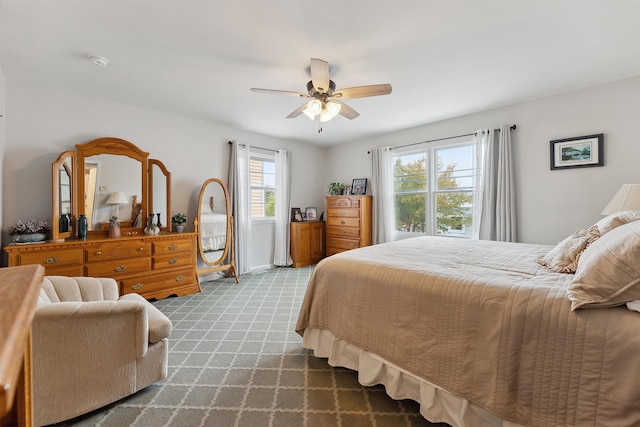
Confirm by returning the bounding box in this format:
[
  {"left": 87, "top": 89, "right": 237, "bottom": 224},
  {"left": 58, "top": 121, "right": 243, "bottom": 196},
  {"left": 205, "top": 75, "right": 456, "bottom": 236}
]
[
  {"left": 303, "top": 99, "right": 322, "bottom": 119},
  {"left": 320, "top": 101, "right": 341, "bottom": 122}
]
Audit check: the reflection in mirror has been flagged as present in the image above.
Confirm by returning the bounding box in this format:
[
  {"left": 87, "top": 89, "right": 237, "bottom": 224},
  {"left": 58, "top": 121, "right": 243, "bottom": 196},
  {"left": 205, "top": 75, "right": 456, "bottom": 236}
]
[
  {"left": 84, "top": 154, "right": 142, "bottom": 230},
  {"left": 51, "top": 151, "right": 77, "bottom": 241},
  {"left": 196, "top": 178, "right": 238, "bottom": 283}
]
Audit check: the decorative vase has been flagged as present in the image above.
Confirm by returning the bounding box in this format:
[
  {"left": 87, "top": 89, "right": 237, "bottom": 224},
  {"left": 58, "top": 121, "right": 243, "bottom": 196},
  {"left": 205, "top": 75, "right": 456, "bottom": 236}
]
[
  {"left": 78, "top": 214, "right": 88, "bottom": 240},
  {"left": 59, "top": 214, "right": 70, "bottom": 233},
  {"left": 12, "top": 233, "right": 49, "bottom": 243},
  {"left": 174, "top": 224, "right": 185, "bottom": 233},
  {"left": 109, "top": 223, "right": 121, "bottom": 238},
  {"left": 156, "top": 213, "right": 162, "bottom": 229}
]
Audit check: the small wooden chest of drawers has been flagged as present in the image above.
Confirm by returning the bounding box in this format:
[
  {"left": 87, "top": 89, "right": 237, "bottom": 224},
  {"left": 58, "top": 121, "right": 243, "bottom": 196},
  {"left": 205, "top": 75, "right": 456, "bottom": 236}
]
[
  {"left": 290, "top": 221, "right": 325, "bottom": 268},
  {"left": 5, "top": 233, "right": 201, "bottom": 300},
  {"left": 325, "top": 195, "right": 372, "bottom": 256}
]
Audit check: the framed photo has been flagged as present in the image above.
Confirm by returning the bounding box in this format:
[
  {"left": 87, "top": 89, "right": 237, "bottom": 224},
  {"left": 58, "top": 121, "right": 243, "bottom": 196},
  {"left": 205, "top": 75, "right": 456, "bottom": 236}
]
[
  {"left": 345, "top": 186, "right": 352, "bottom": 195},
  {"left": 352, "top": 178, "right": 368, "bottom": 195},
  {"left": 291, "top": 207, "right": 303, "bottom": 222},
  {"left": 550, "top": 134, "right": 604, "bottom": 170},
  {"left": 305, "top": 207, "right": 317, "bottom": 221}
]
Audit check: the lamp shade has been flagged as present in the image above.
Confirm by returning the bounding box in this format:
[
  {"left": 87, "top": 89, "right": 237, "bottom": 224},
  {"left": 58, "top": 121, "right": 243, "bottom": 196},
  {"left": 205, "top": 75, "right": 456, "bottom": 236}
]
[
  {"left": 106, "top": 191, "right": 128, "bottom": 205},
  {"left": 601, "top": 184, "right": 640, "bottom": 215}
]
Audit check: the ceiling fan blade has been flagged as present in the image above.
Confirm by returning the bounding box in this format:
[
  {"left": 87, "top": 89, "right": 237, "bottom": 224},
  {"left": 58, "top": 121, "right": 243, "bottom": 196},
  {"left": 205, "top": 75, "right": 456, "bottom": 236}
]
[
  {"left": 310, "top": 58, "right": 330, "bottom": 94},
  {"left": 250, "top": 88, "right": 310, "bottom": 97},
  {"left": 335, "top": 101, "right": 360, "bottom": 120},
  {"left": 333, "top": 83, "right": 392, "bottom": 99},
  {"left": 286, "top": 103, "right": 308, "bottom": 119}
]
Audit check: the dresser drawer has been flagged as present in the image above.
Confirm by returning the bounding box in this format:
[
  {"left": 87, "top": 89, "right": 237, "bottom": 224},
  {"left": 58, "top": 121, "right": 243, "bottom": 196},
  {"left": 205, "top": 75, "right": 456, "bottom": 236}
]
[
  {"left": 326, "top": 226, "right": 360, "bottom": 239},
  {"left": 327, "top": 197, "right": 352, "bottom": 208},
  {"left": 86, "top": 241, "right": 151, "bottom": 262},
  {"left": 86, "top": 257, "right": 151, "bottom": 278},
  {"left": 153, "top": 253, "right": 194, "bottom": 270},
  {"left": 19, "top": 248, "right": 84, "bottom": 268},
  {"left": 327, "top": 207, "right": 360, "bottom": 218},
  {"left": 327, "top": 237, "right": 361, "bottom": 251},
  {"left": 120, "top": 268, "right": 196, "bottom": 297},
  {"left": 153, "top": 238, "right": 193, "bottom": 255},
  {"left": 327, "top": 217, "right": 361, "bottom": 228},
  {"left": 43, "top": 264, "right": 85, "bottom": 277}
]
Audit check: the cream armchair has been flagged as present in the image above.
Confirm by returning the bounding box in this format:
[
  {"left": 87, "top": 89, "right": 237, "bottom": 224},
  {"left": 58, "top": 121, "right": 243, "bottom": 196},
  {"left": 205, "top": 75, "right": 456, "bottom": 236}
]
[{"left": 32, "top": 276, "right": 172, "bottom": 426}]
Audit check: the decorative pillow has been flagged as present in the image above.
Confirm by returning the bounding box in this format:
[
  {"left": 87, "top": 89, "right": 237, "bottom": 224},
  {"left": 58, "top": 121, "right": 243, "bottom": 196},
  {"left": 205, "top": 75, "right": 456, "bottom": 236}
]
[
  {"left": 536, "top": 228, "right": 600, "bottom": 273},
  {"left": 567, "top": 220, "right": 640, "bottom": 310},
  {"left": 593, "top": 210, "right": 640, "bottom": 235}
]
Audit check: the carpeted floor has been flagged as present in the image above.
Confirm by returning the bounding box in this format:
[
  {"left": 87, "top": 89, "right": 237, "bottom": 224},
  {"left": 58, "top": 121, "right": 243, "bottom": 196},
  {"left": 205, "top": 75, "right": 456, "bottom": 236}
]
[{"left": 53, "top": 266, "right": 447, "bottom": 427}]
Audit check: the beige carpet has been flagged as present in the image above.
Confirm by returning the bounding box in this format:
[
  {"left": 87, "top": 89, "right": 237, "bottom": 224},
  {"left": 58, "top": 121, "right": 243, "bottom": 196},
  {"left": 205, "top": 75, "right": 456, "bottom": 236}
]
[{"left": 51, "top": 266, "right": 447, "bottom": 427}]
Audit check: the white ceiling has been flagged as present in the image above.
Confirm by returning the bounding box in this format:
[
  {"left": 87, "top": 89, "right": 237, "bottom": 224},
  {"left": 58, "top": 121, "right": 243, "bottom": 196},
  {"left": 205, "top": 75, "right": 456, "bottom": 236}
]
[{"left": 1, "top": 1, "right": 640, "bottom": 146}]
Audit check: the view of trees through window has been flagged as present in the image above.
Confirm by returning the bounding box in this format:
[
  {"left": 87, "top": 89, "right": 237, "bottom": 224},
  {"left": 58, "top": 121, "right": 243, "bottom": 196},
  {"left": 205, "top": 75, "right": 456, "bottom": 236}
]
[
  {"left": 250, "top": 155, "right": 275, "bottom": 219},
  {"left": 394, "top": 144, "right": 474, "bottom": 237}
]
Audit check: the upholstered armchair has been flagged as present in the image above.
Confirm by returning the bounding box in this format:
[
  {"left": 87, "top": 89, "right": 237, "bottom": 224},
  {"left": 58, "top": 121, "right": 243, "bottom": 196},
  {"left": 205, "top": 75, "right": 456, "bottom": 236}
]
[{"left": 32, "top": 276, "right": 172, "bottom": 426}]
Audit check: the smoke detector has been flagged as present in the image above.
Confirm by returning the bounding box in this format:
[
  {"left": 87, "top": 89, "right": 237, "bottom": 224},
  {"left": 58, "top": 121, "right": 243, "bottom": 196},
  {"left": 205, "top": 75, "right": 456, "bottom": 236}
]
[{"left": 88, "top": 55, "right": 109, "bottom": 67}]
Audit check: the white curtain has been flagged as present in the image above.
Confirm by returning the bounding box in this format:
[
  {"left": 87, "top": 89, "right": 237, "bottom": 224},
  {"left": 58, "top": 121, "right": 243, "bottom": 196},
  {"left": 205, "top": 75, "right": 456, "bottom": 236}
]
[
  {"left": 472, "top": 125, "right": 516, "bottom": 241},
  {"left": 228, "top": 141, "right": 252, "bottom": 275},
  {"left": 371, "top": 146, "right": 395, "bottom": 244},
  {"left": 274, "top": 149, "right": 292, "bottom": 266}
]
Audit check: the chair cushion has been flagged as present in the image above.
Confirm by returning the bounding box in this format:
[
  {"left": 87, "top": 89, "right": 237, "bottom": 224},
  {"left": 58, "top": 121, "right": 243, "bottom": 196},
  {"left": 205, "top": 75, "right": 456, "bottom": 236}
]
[{"left": 41, "top": 276, "right": 120, "bottom": 303}]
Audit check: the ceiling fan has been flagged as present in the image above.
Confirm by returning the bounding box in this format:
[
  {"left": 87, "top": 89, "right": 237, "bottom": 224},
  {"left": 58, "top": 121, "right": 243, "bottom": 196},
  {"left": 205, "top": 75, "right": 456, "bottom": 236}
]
[{"left": 250, "top": 58, "right": 392, "bottom": 126}]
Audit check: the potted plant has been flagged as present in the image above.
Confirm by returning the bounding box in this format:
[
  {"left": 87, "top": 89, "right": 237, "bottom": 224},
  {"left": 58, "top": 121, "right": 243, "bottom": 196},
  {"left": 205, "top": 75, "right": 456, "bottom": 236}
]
[
  {"left": 9, "top": 219, "right": 51, "bottom": 243},
  {"left": 171, "top": 213, "right": 187, "bottom": 232},
  {"left": 328, "top": 182, "right": 345, "bottom": 196}
]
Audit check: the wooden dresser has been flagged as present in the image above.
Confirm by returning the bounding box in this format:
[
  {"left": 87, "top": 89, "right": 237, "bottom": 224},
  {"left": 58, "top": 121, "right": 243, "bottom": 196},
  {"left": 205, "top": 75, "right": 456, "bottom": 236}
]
[
  {"left": 290, "top": 221, "right": 325, "bottom": 268},
  {"left": 325, "top": 195, "right": 372, "bottom": 256},
  {"left": 5, "top": 233, "right": 201, "bottom": 300}
]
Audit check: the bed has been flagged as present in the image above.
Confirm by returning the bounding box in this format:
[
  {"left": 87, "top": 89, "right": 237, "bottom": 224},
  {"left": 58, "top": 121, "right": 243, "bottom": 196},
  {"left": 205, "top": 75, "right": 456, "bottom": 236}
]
[
  {"left": 200, "top": 199, "right": 227, "bottom": 252},
  {"left": 295, "top": 214, "right": 640, "bottom": 427}
]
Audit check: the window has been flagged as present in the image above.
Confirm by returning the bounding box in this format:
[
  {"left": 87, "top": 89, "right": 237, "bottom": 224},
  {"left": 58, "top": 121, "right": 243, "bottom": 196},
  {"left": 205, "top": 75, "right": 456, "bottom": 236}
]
[
  {"left": 250, "top": 152, "right": 276, "bottom": 219},
  {"left": 394, "top": 142, "right": 474, "bottom": 239}
]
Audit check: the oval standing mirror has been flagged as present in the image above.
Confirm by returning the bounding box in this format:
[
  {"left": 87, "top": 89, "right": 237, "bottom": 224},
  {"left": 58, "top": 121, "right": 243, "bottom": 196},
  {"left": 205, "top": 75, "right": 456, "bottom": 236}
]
[{"left": 195, "top": 178, "right": 238, "bottom": 283}]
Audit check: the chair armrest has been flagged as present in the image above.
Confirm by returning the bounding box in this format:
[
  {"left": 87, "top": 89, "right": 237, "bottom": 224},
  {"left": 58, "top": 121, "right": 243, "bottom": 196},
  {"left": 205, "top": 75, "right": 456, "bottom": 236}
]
[
  {"left": 34, "top": 300, "right": 148, "bottom": 360},
  {"left": 119, "top": 293, "right": 172, "bottom": 343}
]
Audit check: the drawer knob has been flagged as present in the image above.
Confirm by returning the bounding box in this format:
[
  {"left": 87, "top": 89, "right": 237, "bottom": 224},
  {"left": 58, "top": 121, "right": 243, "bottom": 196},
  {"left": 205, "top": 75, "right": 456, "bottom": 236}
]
[
  {"left": 350, "top": 243, "right": 356, "bottom": 248},
  {"left": 114, "top": 265, "right": 127, "bottom": 272},
  {"left": 340, "top": 211, "right": 346, "bottom": 216},
  {"left": 169, "top": 258, "right": 178, "bottom": 264},
  {"left": 138, "top": 247, "right": 145, "bottom": 251},
  {"left": 44, "top": 256, "right": 60, "bottom": 264},
  {"left": 95, "top": 251, "right": 102, "bottom": 256},
  {"left": 340, "top": 220, "right": 345, "bottom": 225},
  {"left": 341, "top": 230, "right": 346, "bottom": 234},
  {"left": 331, "top": 240, "right": 336, "bottom": 245},
  {"left": 175, "top": 275, "right": 184, "bottom": 282},
  {"left": 168, "top": 244, "right": 178, "bottom": 250},
  {"left": 131, "top": 283, "right": 143, "bottom": 290}
]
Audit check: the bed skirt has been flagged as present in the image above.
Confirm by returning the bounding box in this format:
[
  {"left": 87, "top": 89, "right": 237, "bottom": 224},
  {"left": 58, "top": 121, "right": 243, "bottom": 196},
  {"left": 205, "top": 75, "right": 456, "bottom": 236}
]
[{"left": 302, "top": 327, "right": 524, "bottom": 427}]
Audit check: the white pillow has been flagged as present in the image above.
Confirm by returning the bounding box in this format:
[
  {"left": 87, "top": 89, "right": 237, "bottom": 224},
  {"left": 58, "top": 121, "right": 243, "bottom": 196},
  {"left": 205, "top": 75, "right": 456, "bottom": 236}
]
[
  {"left": 536, "top": 228, "right": 599, "bottom": 273},
  {"left": 567, "top": 221, "right": 640, "bottom": 310},
  {"left": 593, "top": 210, "right": 640, "bottom": 235}
]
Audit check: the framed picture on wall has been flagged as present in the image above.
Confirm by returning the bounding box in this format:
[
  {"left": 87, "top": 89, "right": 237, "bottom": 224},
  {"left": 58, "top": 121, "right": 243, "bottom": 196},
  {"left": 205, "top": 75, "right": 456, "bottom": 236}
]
[
  {"left": 291, "top": 207, "right": 303, "bottom": 222},
  {"left": 305, "top": 207, "right": 317, "bottom": 221},
  {"left": 352, "top": 178, "right": 367, "bottom": 195},
  {"left": 550, "top": 134, "right": 604, "bottom": 170}
]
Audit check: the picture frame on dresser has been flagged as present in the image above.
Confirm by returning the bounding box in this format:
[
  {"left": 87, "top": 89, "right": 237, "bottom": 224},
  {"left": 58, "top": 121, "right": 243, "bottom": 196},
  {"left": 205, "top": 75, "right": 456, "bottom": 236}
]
[
  {"left": 305, "top": 207, "right": 317, "bottom": 221},
  {"left": 352, "top": 178, "right": 367, "bottom": 195},
  {"left": 291, "top": 207, "right": 303, "bottom": 222}
]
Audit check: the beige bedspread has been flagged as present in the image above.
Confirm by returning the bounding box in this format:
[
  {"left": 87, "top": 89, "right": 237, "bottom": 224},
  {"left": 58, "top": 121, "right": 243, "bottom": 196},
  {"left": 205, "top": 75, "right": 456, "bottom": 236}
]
[{"left": 295, "top": 237, "right": 640, "bottom": 426}]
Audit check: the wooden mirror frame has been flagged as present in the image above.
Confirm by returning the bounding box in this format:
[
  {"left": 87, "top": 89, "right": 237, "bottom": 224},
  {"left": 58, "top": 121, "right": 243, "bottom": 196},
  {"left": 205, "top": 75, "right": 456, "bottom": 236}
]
[
  {"left": 51, "top": 137, "right": 171, "bottom": 239},
  {"left": 194, "top": 178, "right": 239, "bottom": 283},
  {"left": 149, "top": 159, "right": 171, "bottom": 232}
]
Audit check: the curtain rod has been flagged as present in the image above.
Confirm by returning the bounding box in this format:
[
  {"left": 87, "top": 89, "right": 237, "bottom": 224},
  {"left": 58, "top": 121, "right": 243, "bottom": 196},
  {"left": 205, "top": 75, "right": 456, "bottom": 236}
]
[
  {"left": 367, "top": 124, "right": 517, "bottom": 154},
  {"left": 228, "top": 140, "right": 278, "bottom": 153}
]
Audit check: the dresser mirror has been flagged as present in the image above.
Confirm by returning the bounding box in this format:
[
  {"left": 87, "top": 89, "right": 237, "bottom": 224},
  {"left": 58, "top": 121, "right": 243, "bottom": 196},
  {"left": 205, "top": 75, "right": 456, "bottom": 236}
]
[
  {"left": 51, "top": 151, "right": 77, "bottom": 241},
  {"left": 194, "top": 178, "right": 238, "bottom": 283},
  {"left": 51, "top": 137, "right": 171, "bottom": 239}
]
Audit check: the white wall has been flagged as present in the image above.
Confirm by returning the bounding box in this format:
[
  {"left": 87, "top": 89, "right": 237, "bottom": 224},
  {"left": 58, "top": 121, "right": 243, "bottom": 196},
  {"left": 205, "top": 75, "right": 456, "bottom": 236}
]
[
  {"left": 2, "top": 82, "right": 326, "bottom": 270},
  {"left": 325, "top": 75, "right": 640, "bottom": 245}
]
